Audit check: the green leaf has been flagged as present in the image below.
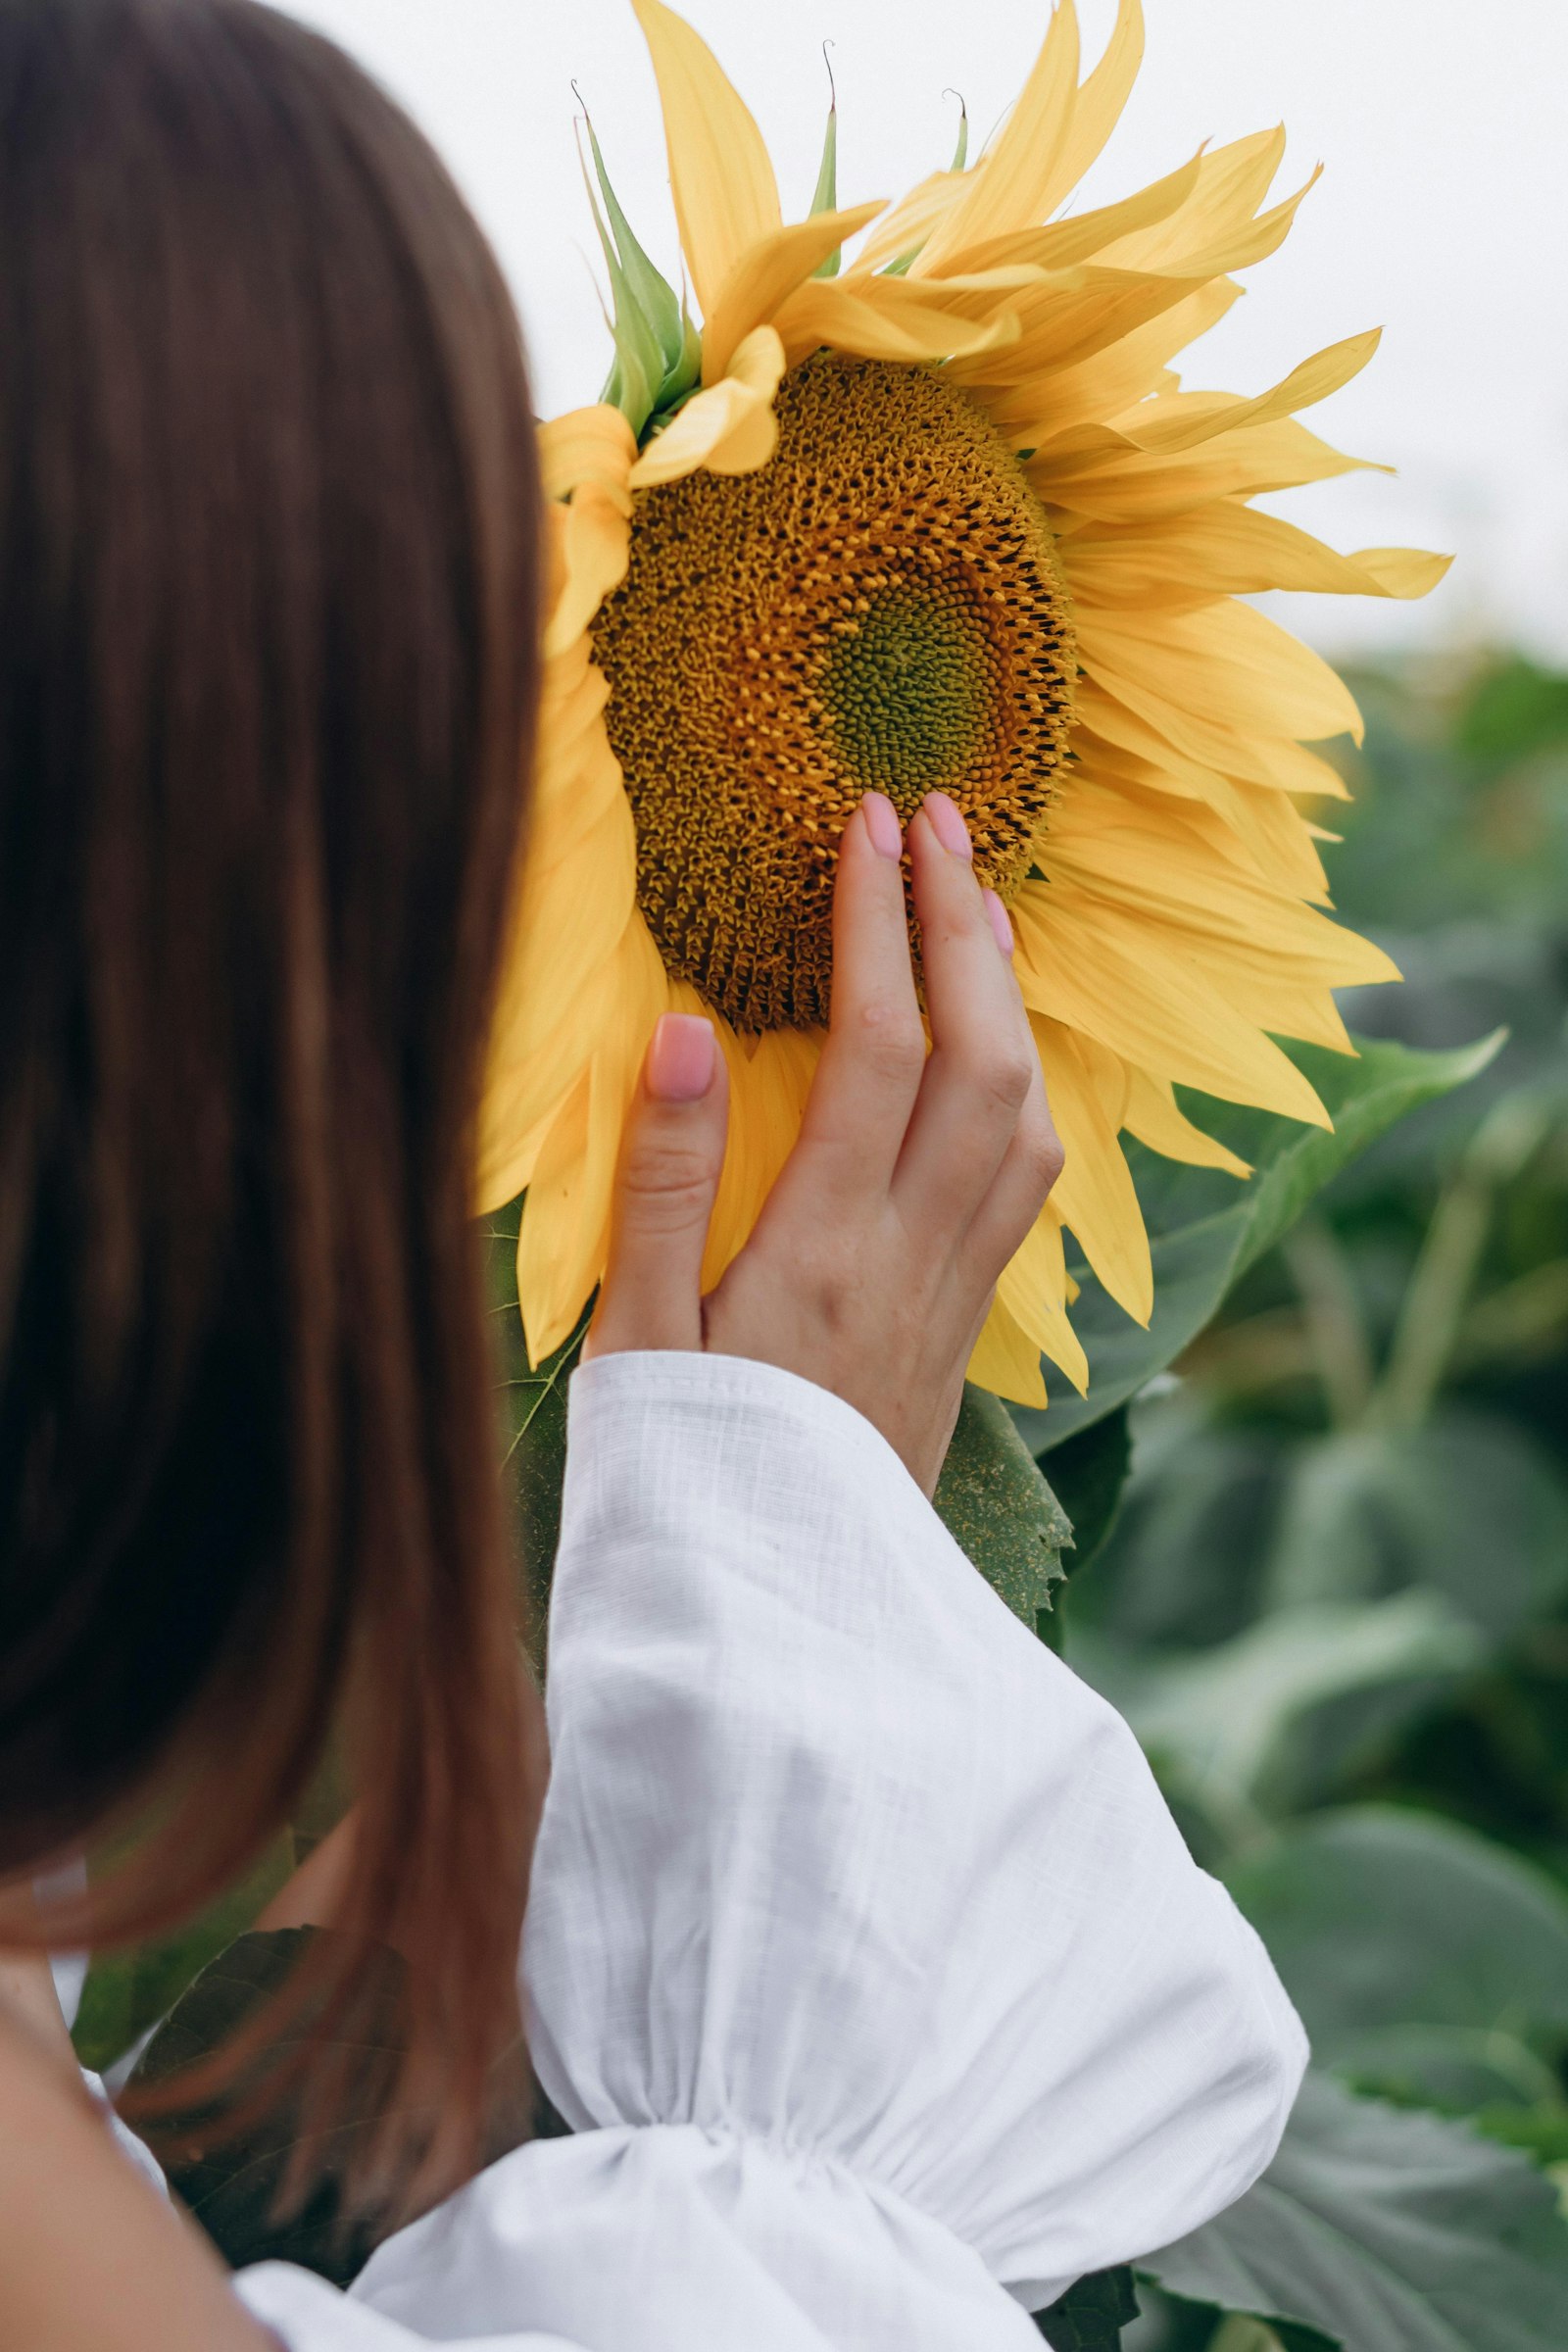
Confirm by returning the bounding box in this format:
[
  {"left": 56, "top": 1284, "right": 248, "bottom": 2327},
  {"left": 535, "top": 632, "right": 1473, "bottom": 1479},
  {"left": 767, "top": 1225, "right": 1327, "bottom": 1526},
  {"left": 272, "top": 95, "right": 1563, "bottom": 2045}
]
[
  {"left": 1024, "top": 1404, "right": 1131, "bottom": 1576},
  {"left": 1061, "top": 1412, "right": 1281, "bottom": 1652},
  {"left": 1262, "top": 1410, "right": 1568, "bottom": 1639},
  {"left": 128, "top": 1929, "right": 410, "bottom": 2285},
  {"left": 1473, "top": 2105, "right": 1568, "bottom": 2168},
  {"left": 127, "top": 1930, "right": 537, "bottom": 2285},
  {"left": 72, "top": 1829, "right": 296, "bottom": 2075},
  {"left": 934, "top": 1383, "right": 1070, "bottom": 1641},
  {"left": 485, "top": 1198, "right": 586, "bottom": 1674},
  {"left": 1336, "top": 2026, "right": 1564, "bottom": 2118},
  {"left": 1022, "top": 1033, "right": 1504, "bottom": 1455},
  {"left": 1226, "top": 1807, "right": 1568, "bottom": 2079},
  {"left": 1034, "top": 2264, "right": 1139, "bottom": 2348},
  {"left": 1076, "top": 1596, "right": 1482, "bottom": 1833},
  {"left": 1140, "top": 2072, "right": 1568, "bottom": 2352}
]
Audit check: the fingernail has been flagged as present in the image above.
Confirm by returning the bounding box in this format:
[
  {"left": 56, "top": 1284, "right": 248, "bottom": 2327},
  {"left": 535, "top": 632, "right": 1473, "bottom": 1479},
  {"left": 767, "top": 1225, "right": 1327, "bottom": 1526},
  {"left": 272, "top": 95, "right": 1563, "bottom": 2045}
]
[
  {"left": 860, "top": 790, "right": 903, "bottom": 860},
  {"left": 982, "top": 889, "right": 1014, "bottom": 959},
  {"left": 647, "top": 1013, "right": 715, "bottom": 1102},
  {"left": 922, "top": 791, "right": 973, "bottom": 859}
]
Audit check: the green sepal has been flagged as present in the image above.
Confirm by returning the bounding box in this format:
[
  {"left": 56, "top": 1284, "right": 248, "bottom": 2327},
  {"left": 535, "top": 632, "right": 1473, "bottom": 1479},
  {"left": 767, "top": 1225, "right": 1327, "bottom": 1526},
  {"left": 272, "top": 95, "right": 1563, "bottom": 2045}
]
[
  {"left": 584, "top": 115, "right": 685, "bottom": 379},
  {"left": 662, "top": 300, "right": 703, "bottom": 411},
  {"left": 949, "top": 93, "right": 970, "bottom": 174},
  {"left": 577, "top": 112, "right": 688, "bottom": 439},
  {"left": 808, "top": 88, "right": 841, "bottom": 278},
  {"left": 582, "top": 178, "right": 662, "bottom": 437}
]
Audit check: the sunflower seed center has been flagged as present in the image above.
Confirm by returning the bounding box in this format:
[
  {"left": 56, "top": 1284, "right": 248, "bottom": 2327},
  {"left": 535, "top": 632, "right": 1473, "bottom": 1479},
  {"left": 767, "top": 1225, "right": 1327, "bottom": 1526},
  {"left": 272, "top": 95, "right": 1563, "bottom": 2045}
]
[{"left": 591, "top": 352, "right": 1077, "bottom": 1031}]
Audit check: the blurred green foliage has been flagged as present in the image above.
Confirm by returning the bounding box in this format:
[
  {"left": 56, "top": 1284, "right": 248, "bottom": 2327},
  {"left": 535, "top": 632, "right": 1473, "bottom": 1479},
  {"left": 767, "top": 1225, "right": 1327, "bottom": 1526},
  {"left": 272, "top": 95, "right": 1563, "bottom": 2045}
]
[
  {"left": 1036, "top": 650, "right": 1568, "bottom": 2350},
  {"left": 74, "top": 650, "right": 1568, "bottom": 2351}
]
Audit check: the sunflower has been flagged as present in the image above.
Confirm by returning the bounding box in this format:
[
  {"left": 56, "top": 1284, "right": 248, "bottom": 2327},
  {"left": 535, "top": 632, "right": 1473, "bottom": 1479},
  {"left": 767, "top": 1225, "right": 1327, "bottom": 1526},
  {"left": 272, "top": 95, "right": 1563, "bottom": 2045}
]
[{"left": 480, "top": 0, "right": 1446, "bottom": 1408}]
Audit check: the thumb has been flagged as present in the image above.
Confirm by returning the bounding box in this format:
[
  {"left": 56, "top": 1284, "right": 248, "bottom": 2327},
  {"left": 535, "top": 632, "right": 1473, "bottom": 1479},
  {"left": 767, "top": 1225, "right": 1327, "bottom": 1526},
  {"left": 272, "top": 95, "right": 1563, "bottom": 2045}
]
[{"left": 584, "top": 1014, "right": 728, "bottom": 1357}]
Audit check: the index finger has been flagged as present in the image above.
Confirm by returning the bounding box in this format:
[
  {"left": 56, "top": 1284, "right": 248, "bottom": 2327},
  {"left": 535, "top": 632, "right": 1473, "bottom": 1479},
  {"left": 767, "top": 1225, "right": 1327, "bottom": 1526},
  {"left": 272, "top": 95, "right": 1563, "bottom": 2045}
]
[{"left": 782, "top": 791, "right": 925, "bottom": 1202}]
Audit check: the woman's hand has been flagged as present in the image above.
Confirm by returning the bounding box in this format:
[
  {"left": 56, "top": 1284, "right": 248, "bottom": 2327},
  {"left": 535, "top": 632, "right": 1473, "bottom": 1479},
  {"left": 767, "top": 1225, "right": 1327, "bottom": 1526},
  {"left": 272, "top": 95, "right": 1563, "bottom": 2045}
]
[{"left": 584, "top": 790, "right": 1063, "bottom": 1494}]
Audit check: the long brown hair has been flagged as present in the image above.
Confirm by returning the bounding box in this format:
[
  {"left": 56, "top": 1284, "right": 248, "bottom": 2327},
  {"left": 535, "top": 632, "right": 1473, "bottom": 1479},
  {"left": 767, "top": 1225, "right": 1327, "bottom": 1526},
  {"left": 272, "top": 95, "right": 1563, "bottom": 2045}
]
[{"left": 0, "top": 0, "right": 544, "bottom": 2203}]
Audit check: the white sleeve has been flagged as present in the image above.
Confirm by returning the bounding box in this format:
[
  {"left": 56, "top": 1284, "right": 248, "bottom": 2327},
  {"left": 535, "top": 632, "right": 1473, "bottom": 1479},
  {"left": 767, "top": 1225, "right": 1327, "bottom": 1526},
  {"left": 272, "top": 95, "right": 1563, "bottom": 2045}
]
[{"left": 239, "top": 1351, "right": 1305, "bottom": 2352}]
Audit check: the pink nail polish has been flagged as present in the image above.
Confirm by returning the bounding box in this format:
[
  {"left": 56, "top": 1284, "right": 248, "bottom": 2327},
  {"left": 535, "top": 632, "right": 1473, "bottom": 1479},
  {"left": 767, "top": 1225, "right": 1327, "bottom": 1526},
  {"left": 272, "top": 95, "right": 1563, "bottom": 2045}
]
[
  {"left": 647, "top": 1013, "right": 716, "bottom": 1102},
  {"left": 982, "top": 889, "right": 1014, "bottom": 959},
  {"left": 860, "top": 791, "right": 903, "bottom": 860},
  {"left": 923, "top": 791, "right": 973, "bottom": 859}
]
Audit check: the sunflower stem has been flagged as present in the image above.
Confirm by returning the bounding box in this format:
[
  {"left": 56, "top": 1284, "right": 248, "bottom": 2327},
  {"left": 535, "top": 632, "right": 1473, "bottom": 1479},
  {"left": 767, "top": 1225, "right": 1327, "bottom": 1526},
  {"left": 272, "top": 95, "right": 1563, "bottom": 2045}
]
[{"left": 1281, "top": 1213, "right": 1375, "bottom": 1430}]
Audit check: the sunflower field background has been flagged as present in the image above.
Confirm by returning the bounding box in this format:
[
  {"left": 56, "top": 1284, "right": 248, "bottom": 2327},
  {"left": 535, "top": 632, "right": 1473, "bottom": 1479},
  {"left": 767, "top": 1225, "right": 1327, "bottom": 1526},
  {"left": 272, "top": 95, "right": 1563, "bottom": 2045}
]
[{"left": 1025, "top": 647, "right": 1568, "bottom": 2351}]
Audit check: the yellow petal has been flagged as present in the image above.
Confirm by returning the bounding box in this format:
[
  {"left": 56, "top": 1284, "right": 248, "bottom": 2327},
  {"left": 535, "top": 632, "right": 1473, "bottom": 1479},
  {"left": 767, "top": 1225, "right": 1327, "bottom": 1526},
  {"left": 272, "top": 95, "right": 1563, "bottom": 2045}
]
[
  {"left": 629, "top": 325, "right": 785, "bottom": 488},
  {"left": 537, "top": 404, "right": 637, "bottom": 505},
  {"left": 938, "top": 148, "right": 1203, "bottom": 279},
  {"left": 1045, "top": 777, "right": 1396, "bottom": 988},
  {"left": 702, "top": 201, "right": 887, "bottom": 382},
  {"left": 855, "top": 170, "right": 967, "bottom": 274},
  {"left": 543, "top": 485, "right": 631, "bottom": 658},
  {"left": 486, "top": 784, "right": 639, "bottom": 1145},
  {"left": 1062, "top": 503, "right": 1450, "bottom": 611},
  {"left": 999, "top": 1205, "right": 1090, "bottom": 1394},
  {"left": 1040, "top": 0, "right": 1146, "bottom": 217},
  {"left": 1078, "top": 600, "right": 1364, "bottom": 753},
  {"left": 1034, "top": 415, "right": 1375, "bottom": 522},
  {"left": 630, "top": 0, "right": 780, "bottom": 318},
  {"left": 772, "top": 276, "right": 1022, "bottom": 368},
  {"left": 1034, "top": 839, "right": 1383, "bottom": 1051},
  {"left": 917, "top": 2, "right": 1082, "bottom": 273},
  {"left": 980, "top": 279, "right": 1241, "bottom": 440},
  {"left": 694, "top": 1017, "right": 819, "bottom": 1291},
  {"left": 1353, "top": 546, "right": 1455, "bottom": 597},
  {"left": 1099, "top": 126, "right": 1286, "bottom": 270},
  {"left": 1073, "top": 688, "right": 1257, "bottom": 812},
  {"left": 948, "top": 265, "right": 1201, "bottom": 389},
  {"left": 1121, "top": 329, "right": 1385, "bottom": 457},
  {"left": 1031, "top": 1016, "right": 1153, "bottom": 1323},
  {"left": 512, "top": 922, "right": 673, "bottom": 1356},
  {"left": 1012, "top": 883, "right": 1332, "bottom": 1126},
  {"left": 1079, "top": 750, "right": 1335, "bottom": 904},
  {"left": 481, "top": 934, "right": 638, "bottom": 1217},
  {"left": 475, "top": 1089, "right": 559, "bottom": 1220},
  {"left": 527, "top": 690, "right": 627, "bottom": 882},
  {"left": 1224, "top": 780, "right": 1334, "bottom": 903},
  {"left": 1122, "top": 1067, "right": 1251, "bottom": 1178},
  {"left": 967, "top": 1294, "right": 1049, "bottom": 1409},
  {"left": 1169, "top": 165, "right": 1322, "bottom": 280}
]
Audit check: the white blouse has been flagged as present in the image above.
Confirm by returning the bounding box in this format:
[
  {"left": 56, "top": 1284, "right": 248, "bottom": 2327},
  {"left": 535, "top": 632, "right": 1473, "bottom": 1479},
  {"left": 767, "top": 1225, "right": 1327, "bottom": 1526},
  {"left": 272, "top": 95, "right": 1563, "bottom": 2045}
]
[{"left": 229, "top": 1351, "right": 1306, "bottom": 2351}]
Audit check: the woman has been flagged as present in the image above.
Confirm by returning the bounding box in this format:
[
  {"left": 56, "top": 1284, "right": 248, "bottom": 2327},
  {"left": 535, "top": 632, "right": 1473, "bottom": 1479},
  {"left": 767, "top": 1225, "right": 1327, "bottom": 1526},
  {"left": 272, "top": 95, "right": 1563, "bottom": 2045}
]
[{"left": 0, "top": 3, "right": 1306, "bottom": 2346}]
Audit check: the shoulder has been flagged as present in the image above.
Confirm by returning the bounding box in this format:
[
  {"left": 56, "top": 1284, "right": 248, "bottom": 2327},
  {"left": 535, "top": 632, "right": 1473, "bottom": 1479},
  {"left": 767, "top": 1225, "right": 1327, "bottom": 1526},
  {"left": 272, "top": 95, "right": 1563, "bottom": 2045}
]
[{"left": 0, "top": 1999, "right": 270, "bottom": 2352}]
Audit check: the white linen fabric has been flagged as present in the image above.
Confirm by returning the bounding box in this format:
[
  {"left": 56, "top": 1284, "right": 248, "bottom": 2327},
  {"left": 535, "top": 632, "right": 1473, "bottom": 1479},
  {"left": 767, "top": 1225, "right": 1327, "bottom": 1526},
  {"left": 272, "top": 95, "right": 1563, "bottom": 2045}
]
[{"left": 237, "top": 1351, "right": 1307, "bottom": 2351}]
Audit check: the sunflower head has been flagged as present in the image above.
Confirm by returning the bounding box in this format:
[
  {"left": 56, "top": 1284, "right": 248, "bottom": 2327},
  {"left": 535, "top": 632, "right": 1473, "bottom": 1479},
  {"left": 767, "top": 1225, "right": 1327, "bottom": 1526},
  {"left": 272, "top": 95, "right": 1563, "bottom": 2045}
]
[{"left": 484, "top": 0, "right": 1448, "bottom": 1408}]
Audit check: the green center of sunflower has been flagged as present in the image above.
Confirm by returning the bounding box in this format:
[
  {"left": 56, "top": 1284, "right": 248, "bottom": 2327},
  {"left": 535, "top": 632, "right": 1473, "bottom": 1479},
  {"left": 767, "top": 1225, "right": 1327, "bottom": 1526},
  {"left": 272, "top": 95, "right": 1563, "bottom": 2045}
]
[{"left": 591, "top": 351, "right": 1077, "bottom": 1032}]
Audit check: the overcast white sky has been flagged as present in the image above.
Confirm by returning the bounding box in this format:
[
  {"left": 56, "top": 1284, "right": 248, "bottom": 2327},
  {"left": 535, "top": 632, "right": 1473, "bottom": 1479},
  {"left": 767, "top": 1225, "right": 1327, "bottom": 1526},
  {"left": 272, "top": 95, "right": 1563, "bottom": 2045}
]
[{"left": 282, "top": 0, "right": 1568, "bottom": 665}]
